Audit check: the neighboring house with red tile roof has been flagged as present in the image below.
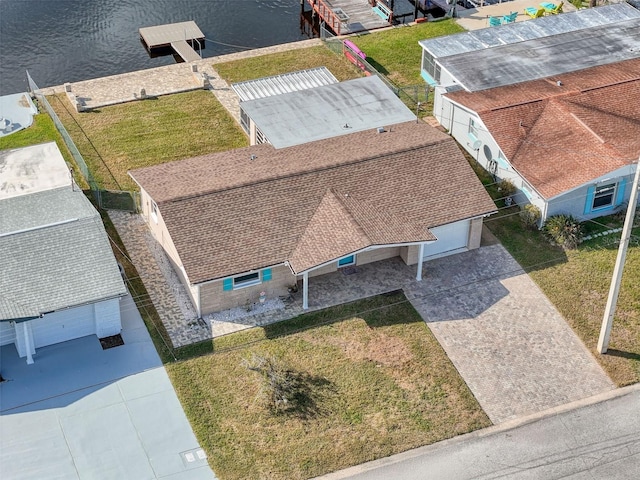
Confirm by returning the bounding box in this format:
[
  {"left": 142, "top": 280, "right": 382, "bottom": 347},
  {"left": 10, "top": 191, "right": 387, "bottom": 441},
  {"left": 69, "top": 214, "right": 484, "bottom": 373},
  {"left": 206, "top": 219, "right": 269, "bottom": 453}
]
[
  {"left": 440, "top": 58, "right": 640, "bottom": 222},
  {"left": 129, "top": 122, "right": 496, "bottom": 316}
]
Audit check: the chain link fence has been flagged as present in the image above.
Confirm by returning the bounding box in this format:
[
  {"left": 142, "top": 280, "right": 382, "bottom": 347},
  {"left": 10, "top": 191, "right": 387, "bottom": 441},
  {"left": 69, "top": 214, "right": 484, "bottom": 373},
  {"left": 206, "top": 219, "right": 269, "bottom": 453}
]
[{"left": 26, "top": 71, "right": 139, "bottom": 212}]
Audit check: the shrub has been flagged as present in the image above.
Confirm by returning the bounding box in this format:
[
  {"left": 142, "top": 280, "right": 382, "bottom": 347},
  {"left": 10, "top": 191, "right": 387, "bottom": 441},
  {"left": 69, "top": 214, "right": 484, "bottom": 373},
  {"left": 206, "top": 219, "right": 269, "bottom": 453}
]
[
  {"left": 497, "top": 179, "right": 516, "bottom": 206},
  {"left": 497, "top": 179, "right": 516, "bottom": 197},
  {"left": 519, "top": 204, "right": 541, "bottom": 230},
  {"left": 543, "top": 214, "right": 583, "bottom": 249}
]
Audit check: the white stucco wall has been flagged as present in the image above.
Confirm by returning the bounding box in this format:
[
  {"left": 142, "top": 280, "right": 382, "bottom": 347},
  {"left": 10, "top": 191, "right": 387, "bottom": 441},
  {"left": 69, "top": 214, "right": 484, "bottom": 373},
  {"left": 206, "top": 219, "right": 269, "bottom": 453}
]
[
  {"left": 94, "top": 298, "right": 122, "bottom": 338},
  {"left": 0, "top": 320, "right": 16, "bottom": 346},
  {"left": 444, "top": 99, "right": 548, "bottom": 214}
]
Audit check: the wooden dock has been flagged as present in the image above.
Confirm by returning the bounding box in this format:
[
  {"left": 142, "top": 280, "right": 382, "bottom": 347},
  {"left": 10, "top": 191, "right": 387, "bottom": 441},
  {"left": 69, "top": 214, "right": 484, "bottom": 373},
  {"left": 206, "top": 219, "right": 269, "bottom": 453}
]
[
  {"left": 139, "top": 21, "right": 204, "bottom": 62},
  {"left": 305, "top": 0, "right": 391, "bottom": 35}
]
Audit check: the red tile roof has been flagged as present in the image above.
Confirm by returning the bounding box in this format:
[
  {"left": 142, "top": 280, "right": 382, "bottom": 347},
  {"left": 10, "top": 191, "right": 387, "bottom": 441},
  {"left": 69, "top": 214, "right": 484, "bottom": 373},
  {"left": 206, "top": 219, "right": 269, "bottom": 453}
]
[
  {"left": 130, "top": 122, "right": 496, "bottom": 284},
  {"left": 447, "top": 59, "right": 640, "bottom": 198}
]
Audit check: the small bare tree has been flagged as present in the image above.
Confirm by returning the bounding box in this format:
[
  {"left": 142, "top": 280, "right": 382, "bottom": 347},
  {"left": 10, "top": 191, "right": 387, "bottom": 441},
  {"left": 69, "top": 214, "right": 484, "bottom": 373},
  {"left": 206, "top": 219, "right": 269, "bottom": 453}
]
[{"left": 242, "top": 353, "right": 296, "bottom": 412}]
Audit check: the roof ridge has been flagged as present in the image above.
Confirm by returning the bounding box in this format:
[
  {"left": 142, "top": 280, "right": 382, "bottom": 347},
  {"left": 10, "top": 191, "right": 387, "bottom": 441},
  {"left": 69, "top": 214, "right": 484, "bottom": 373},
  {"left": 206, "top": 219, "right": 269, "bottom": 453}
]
[
  {"left": 287, "top": 188, "right": 368, "bottom": 273},
  {"left": 161, "top": 138, "right": 452, "bottom": 205},
  {"left": 579, "top": 76, "right": 640, "bottom": 94}
]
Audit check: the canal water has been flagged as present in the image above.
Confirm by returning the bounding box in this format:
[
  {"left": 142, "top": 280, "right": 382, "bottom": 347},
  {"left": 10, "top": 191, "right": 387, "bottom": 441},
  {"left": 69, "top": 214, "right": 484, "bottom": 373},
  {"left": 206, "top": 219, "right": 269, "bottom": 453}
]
[
  {"left": 0, "top": 0, "right": 307, "bottom": 95},
  {"left": 0, "top": 0, "right": 419, "bottom": 96}
]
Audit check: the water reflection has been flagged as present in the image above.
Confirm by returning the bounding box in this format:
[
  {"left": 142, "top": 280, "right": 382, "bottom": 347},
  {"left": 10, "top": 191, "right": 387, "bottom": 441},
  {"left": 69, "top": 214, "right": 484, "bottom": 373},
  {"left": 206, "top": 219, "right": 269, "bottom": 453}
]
[{"left": 0, "top": 0, "right": 305, "bottom": 94}]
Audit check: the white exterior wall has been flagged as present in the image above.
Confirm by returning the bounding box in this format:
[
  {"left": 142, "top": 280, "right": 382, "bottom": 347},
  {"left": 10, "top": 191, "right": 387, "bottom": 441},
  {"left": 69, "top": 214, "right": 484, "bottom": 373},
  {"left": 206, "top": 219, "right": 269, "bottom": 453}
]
[
  {"left": 94, "top": 298, "right": 122, "bottom": 338},
  {"left": 444, "top": 99, "right": 640, "bottom": 224},
  {"left": 433, "top": 86, "right": 451, "bottom": 129},
  {"left": 446, "top": 99, "right": 546, "bottom": 213},
  {"left": 0, "top": 320, "right": 16, "bottom": 346}
]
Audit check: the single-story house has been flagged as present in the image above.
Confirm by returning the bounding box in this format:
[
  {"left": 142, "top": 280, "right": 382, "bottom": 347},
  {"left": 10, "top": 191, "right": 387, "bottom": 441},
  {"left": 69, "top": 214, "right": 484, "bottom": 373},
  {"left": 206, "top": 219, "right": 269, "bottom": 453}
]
[
  {"left": 129, "top": 121, "right": 496, "bottom": 316},
  {"left": 0, "top": 143, "right": 127, "bottom": 364},
  {"left": 233, "top": 73, "right": 416, "bottom": 148},
  {"left": 440, "top": 58, "right": 640, "bottom": 222}
]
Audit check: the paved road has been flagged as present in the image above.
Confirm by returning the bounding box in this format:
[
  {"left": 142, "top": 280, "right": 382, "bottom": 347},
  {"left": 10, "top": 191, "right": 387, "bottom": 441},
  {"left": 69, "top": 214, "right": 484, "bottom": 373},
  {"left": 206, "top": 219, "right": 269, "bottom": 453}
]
[{"left": 319, "top": 384, "right": 640, "bottom": 480}]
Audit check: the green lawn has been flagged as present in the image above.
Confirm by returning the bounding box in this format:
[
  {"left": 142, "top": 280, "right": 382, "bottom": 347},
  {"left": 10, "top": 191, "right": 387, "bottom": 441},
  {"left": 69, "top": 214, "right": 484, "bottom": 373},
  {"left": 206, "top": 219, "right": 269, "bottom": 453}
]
[
  {"left": 0, "top": 113, "right": 58, "bottom": 150},
  {"left": 485, "top": 208, "right": 640, "bottom": 386},
  {"left": 48, "top": 89, "right": 247, "bottom": 191},
  {"left": 213, "top": 45, "right": 363, "bottom": 84},
  {"left": 347, "top": 20, "right": 464, "bottom": 85},
  {"left": 167, "top": 292, "right": 490, "bottom": 480},
  {"left": 47, "top": 22, "right": 464, "bottom": 191},
  {"left": 0, "top": 113, "right": 89, "bottom": 188}
]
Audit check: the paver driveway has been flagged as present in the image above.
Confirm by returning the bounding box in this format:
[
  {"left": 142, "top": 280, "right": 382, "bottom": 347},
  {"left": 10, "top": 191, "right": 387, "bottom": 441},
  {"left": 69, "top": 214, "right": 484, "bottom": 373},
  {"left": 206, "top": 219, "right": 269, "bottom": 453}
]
[{"left": 405, "top": 243, "right": 615, "bottom": 423}]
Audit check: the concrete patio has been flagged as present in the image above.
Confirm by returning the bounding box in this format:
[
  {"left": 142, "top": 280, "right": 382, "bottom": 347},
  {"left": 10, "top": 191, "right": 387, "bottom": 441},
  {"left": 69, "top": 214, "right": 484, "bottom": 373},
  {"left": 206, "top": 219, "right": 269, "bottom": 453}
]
[{"left": 0, "top": 294, "right": 216, "bottom": 480}]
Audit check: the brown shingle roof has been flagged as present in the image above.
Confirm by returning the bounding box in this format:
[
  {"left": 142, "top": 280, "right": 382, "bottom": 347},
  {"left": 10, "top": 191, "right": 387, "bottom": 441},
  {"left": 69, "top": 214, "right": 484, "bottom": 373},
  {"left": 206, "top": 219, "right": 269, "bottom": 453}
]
[
  {"left": 446, "top": 59, "right": 640, "bottom": 199},
  {"left": 288, "top": 189, "right": 437, "bottom": 273},
  {"left": 131, "top": 122, "right": 496, "bottom": 284}
]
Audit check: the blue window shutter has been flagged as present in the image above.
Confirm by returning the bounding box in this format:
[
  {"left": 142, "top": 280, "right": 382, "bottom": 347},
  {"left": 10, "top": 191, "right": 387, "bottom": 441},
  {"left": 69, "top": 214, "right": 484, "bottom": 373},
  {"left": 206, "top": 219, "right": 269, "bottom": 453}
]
[
  {"left": 584, "top": 186, "right": 595, "bottom": 215},
  {"left": 262, "top": 268, "right": 272, "bottom": 281},
  {"left": 223, "top": 278, "right": 233, "bottom": 291},
  {"left": 615, "top": 178, "right": 627, "bottom": 206}
]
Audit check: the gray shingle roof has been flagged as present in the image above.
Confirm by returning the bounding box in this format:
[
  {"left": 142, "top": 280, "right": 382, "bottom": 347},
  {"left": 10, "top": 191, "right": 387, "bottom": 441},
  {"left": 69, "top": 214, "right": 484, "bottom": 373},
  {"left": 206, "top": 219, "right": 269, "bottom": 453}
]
[
  {"left": 0, "top": 186, "right": 96, "bottom": 235},
  {"left": 0, "top": 188, "right": 126, "bottom": 322}
]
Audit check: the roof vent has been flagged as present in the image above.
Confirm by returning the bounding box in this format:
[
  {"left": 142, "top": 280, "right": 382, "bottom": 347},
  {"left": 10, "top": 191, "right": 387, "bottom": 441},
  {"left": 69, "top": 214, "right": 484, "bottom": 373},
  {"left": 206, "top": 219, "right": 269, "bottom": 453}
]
[
  {"left": 556, "top": 80, "right": 563, "bottom": 87},
  {"left": 250, "top": 154, "right": 257, "bottom": 160},
  {"left": 377, "top": 126, "right": 386, "bottom": 133},
  {"left": 343, "top": 123, "right": 351, "bottom": 129}
]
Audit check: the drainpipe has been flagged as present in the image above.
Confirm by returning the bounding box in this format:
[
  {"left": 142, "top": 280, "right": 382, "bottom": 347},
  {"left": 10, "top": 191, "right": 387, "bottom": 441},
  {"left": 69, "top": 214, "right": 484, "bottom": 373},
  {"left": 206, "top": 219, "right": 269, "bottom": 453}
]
[
  {"left": 416, "top": 243, "right": 425, "bottom": 281},
  {"left": 302, "top": 272, "right": 309, "bottom": 310}
]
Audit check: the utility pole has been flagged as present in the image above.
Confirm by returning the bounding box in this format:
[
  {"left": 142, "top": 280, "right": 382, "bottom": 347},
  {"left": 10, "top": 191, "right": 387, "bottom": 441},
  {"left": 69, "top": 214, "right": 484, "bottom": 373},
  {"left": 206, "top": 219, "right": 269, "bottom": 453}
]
[{"left": 597, "top": 155, "right": 640, "bottom": 354}]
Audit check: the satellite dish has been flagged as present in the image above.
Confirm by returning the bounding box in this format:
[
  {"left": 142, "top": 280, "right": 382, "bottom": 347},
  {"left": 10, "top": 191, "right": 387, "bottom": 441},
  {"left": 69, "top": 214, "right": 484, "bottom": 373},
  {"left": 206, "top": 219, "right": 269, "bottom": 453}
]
[
  {"left": 472, "top": 139, "right": 482, "bottom": 150},
  {"left": 483, "top": 144, "right": 493, "bottom": 161}
]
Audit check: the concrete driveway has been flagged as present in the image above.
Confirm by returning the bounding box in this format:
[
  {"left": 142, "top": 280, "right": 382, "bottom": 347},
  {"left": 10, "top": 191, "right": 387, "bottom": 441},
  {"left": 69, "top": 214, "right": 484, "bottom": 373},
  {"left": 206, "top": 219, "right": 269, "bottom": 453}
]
[{"left": 0, "top": 295, "right": 216, "bottom": 480}]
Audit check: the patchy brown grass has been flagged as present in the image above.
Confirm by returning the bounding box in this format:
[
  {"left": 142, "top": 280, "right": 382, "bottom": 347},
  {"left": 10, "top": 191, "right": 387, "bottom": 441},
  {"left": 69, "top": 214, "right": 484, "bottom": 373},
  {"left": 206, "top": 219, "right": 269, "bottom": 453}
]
[{"left": 167, "top": 292, "right": 490, "bottom": 480}]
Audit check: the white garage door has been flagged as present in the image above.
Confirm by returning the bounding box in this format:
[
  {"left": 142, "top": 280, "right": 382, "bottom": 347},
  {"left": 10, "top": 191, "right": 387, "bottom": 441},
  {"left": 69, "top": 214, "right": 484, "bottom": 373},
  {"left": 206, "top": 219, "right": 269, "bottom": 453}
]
[
  {"left": 422, "top": 220, "right": 470, "bottom": 260},
  {"left": 30, "top": 304, "right": 96, "bottom": 348}
]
